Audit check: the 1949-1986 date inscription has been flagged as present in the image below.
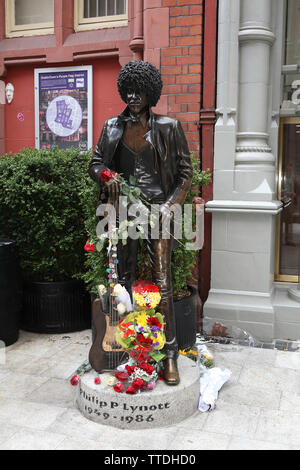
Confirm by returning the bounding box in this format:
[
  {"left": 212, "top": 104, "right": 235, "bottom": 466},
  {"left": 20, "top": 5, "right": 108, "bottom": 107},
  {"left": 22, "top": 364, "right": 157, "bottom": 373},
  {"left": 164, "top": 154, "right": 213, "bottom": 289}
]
[{"left": 80, "top": 388, "right": 171, "bottom": 424}]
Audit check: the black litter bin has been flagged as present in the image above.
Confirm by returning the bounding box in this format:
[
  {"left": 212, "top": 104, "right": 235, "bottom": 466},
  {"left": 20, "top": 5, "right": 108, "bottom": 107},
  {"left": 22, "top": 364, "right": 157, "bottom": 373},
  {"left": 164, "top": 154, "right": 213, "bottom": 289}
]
[
  {"left": 22, "top": 279, "right": 91, "bottom": 333},
  {"left": 0, "top": 239, "right": 22, "bottom": 346}
]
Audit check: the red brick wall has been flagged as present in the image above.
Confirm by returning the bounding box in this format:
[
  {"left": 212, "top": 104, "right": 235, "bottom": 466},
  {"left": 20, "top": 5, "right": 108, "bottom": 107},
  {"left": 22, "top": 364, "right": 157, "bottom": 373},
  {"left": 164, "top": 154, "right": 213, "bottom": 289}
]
[{"left": 161, "top": 0, "right": 203, "bottom": 158}]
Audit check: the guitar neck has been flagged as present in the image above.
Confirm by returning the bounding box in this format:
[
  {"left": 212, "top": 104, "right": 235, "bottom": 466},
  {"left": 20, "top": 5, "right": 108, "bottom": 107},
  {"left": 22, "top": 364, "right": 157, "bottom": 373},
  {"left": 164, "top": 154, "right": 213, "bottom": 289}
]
[{"left": 108, "top": 246, "right": 119, "bottom": 326}]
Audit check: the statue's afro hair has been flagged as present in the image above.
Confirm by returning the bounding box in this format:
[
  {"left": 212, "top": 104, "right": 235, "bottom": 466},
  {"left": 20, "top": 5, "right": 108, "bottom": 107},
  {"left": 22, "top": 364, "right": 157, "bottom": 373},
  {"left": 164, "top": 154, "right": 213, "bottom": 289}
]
[{"left": 117, "top": 60, "right": 163, "bottom": 107}]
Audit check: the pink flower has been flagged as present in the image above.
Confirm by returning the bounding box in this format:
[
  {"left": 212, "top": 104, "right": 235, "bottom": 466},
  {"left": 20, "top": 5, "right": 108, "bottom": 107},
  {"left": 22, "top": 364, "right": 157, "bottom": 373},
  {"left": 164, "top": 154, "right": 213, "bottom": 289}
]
[
  {"left": 147, "top": 381, "right": 156, "bottom": 390},
  {"left": 70, "top": 375, "right": 80, "bottom": 386}
]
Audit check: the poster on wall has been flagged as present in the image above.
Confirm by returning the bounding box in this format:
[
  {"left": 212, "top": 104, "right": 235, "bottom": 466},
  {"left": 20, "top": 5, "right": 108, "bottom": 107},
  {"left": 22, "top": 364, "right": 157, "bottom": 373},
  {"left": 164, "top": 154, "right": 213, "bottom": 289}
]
[{"left": 34, "top": 66, "right": 93, "bottom": 151}]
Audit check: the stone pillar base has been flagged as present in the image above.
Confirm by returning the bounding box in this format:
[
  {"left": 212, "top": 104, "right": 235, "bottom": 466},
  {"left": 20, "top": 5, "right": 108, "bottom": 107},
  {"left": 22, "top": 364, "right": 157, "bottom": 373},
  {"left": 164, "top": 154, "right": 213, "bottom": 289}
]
[
  {"left": 76, "top": 356, "right": 200, "bottom": 429},
  {"left": 203, "top": 288, "right": 275, "bottom": 342}
]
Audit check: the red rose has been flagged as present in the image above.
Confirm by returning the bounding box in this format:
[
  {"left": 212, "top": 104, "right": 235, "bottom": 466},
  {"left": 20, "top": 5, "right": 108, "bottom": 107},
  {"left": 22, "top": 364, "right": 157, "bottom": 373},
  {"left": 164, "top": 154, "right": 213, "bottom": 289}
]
[
  {"left": 115, "top": 371, "right": 128, "bottom": 382},
  {"left": 126, "top": 385, "right": 137, "bottom": 395},
  {"left": 125, "top": 365, "right": 136, "bottom": 376},
  {"left": 94, "top": 377, "right": 101, "bottom": 385},
  {"left": 100, "top": 169, "right": 116, "bottom": 183},
  {"left": 132, "top": 378, "right": 146, "bottom": 390},
  {"left": 114, "top": 382, "right": 124, "bottom": 393},
  {"left": 70, "top": 375, "right": 80, "bottom": 386},
  {"left": 139, "top": 362, "right": 154, "bottom": 375},
  {"left": 84, "top": 243, "right": 95, "bottom": 252}
]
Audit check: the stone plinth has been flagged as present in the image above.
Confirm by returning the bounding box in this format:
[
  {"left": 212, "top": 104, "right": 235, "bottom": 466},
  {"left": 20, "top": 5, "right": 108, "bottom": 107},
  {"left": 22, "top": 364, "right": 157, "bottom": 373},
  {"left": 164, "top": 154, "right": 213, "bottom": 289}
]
[{"left": 76, "top": 356, "right": 200, "bottom": 429}]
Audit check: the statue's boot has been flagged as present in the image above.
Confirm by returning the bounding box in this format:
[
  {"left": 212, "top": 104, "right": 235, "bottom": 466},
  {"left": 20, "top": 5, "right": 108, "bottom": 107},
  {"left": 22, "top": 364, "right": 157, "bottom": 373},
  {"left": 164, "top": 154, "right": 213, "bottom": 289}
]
[{"left": 163, "top": 349, "right": 180, "bottom": 386}]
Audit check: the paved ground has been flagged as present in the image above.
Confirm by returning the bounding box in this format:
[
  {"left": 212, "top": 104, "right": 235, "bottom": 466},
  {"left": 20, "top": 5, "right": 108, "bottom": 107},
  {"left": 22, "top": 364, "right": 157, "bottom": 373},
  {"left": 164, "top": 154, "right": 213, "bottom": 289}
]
[{"left": 0, "top": 329, "right": 300, "bottom": 450}]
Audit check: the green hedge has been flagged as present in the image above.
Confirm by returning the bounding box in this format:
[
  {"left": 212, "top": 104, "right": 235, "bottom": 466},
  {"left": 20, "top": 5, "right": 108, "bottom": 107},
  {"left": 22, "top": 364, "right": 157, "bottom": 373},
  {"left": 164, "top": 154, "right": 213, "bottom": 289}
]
[{"left": 0, "top": 147, "right": 93, "bottom": 282}]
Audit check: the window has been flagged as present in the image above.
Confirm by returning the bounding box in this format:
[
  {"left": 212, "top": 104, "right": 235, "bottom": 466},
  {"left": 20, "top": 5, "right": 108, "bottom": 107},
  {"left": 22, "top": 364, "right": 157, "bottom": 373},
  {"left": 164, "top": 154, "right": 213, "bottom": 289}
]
[
  {"left": 275, "top": 0, "right": 300, "bottom": 282},
  {"left": 74, "top": 0, "right": 128, "bottom": 32},
  {"left": 280, "top": 0, "right": 300, "bottom": 116},
  {"left": 5, "top": 0, "right": 54, "bottom": 38}
]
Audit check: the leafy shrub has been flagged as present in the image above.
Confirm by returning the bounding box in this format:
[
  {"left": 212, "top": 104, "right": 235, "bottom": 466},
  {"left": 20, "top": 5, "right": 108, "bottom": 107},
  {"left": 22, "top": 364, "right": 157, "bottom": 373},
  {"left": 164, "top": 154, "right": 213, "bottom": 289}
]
[{"left": 0, "top": 147, "right": 93, "bottom": 282}]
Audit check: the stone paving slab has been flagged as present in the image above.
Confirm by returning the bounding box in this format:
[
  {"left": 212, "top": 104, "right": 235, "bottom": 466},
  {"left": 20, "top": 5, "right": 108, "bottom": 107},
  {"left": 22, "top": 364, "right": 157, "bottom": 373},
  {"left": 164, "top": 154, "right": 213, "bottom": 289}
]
[{"left": 0, "top": 329, "right": 300, "bottom": 450}]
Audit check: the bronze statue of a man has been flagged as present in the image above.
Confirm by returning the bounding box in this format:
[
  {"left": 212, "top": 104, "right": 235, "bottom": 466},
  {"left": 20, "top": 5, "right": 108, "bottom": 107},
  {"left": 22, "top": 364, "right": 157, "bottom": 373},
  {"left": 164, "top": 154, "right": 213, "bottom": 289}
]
[{"left": 89, "top": 60, "right": 192, "bottom": 385}]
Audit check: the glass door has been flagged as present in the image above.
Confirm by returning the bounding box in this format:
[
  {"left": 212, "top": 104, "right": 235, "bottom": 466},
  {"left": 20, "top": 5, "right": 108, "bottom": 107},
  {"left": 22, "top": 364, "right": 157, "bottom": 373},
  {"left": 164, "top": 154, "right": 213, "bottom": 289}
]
[
  {"left": 275, "top": 117, "right": 300, "bottom": 281},
  {"left": 275, "top": 0, "right": 300, "bottom": 282}
]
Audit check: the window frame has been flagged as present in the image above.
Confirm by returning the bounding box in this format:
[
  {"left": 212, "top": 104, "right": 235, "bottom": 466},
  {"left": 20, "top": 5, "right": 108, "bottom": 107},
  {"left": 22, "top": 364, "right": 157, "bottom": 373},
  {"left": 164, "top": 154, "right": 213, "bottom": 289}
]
[
  {"left": 5, "top": 0, "right": 54, "bottom": 38},
  {"left": 74, "top": 0, "right": 128, "bottom": 32}
]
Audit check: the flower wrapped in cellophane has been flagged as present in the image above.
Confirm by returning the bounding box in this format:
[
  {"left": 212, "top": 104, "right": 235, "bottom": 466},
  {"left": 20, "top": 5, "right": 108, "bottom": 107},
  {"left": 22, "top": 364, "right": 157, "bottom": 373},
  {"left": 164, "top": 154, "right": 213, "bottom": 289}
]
[
  {"left": 113, "top": 308, "right": 166, "bottom": 394},
  {"left": 116, "top": 309, "right": 166, "bottom": 357},
  {"left": 132, "top": 280, "right": 161, "bottom": 310}
]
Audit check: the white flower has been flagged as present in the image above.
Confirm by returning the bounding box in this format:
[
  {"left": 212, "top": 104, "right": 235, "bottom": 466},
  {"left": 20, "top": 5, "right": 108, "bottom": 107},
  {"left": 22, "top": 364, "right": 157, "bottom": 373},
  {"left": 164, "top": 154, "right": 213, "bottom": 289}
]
[
  {"left": 97, "top": 284, "right": 107, "bottom": 296},
  {"left": 117, "top": 302, "right": 126, "bottom": 315}
]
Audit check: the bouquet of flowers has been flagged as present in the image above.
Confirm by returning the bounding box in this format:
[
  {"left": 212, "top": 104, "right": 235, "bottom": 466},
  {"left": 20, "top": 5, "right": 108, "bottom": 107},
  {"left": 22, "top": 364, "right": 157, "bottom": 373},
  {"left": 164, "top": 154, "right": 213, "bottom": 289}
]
[
  {"left": 112, "top": 307, "right": 166, "bottom": 394},
  {"left": 132, "top": 280, "right": 161, "bottom": 310},
  {"left": 116, "top": 309, "right": 165, "bottom": 357},
  {"left": 112, "top": 358, "right": 164, "bottom": 394}
]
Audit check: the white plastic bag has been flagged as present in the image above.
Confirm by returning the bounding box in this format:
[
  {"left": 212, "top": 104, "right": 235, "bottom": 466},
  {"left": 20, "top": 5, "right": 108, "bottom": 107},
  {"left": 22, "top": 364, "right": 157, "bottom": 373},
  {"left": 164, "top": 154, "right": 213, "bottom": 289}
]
[{"left": 198, "top": 367, "right": 232, "bottom": 412}]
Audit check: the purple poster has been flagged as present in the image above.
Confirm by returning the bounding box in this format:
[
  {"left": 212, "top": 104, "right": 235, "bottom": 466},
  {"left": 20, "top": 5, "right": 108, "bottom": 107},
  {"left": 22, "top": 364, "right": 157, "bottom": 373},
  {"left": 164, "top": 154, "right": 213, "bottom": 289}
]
[{"left": 35, "top": 67, "right": 92, "bottom": 151}]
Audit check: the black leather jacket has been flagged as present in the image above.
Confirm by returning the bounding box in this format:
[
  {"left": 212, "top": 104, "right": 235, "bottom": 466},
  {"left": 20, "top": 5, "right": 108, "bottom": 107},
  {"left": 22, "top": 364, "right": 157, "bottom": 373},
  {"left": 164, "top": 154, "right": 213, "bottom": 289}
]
[{"left": 89, "top": 106, "right": 193, "bottom": 207}]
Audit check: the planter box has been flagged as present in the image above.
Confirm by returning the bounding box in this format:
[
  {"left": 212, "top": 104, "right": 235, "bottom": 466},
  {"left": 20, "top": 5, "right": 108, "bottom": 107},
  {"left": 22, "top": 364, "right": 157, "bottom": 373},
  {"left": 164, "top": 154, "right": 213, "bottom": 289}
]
[
  {"left": 0, "top": 239, "right": 22, "bottom": 346},
  {"left": 174, "top": 286, "right": 197, "bottom": 350},
  {"left": 22, "top": 279, "right": 91, "bottom": 333}
]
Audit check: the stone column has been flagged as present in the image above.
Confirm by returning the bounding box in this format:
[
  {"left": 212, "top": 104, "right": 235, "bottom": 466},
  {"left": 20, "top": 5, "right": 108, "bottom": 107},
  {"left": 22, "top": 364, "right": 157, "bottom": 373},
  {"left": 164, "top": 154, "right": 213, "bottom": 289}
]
[
  {"left": 203, "top": 0, "right": 282, "bottom": 342},
  {"left": 235, "top": 0, "right": 276, "bottom": 197}
]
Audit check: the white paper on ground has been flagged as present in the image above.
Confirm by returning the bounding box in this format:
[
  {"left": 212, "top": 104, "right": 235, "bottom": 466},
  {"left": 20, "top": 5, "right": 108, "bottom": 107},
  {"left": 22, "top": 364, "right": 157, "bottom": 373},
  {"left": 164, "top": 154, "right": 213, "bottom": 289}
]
[{"left": 198, "top": 367, "right": 232, "bottom": 412}]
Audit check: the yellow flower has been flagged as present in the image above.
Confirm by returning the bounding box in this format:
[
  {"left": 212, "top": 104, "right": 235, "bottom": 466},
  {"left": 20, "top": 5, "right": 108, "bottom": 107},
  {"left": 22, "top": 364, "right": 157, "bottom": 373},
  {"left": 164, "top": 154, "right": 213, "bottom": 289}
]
[
  {"left": 154, "top": 332, "right": 165, "bottom": 350},
  {"left": 202, "top": 353, "right": 212, "bottom": 361},
  {"left": 133, "top": 291, "right": 161, "bottom": 309},
  {"left": 136, "top": 312, "right": 148, "bottom": 327}
]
